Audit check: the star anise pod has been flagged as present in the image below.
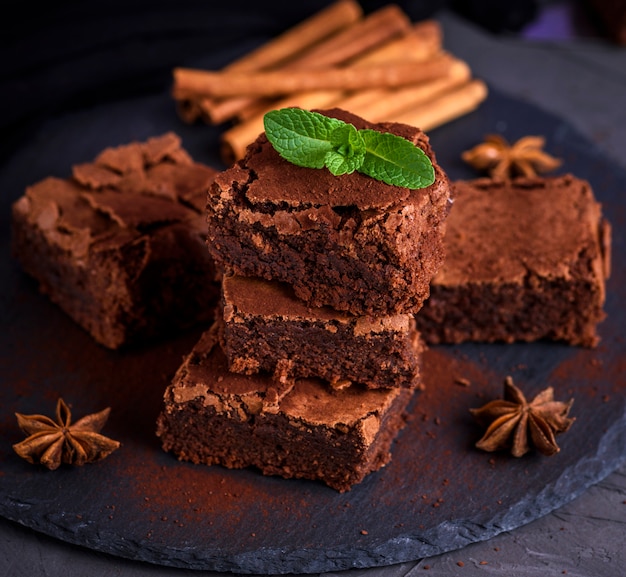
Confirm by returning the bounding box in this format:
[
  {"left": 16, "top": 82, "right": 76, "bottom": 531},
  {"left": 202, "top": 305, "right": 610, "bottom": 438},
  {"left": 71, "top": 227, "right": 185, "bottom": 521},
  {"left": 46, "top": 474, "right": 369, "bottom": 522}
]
[
  {"left": 470, "top": 376, "right": 575, "bottom": 457},
  {"left": 13, "top": 398, "right": 120, "bottom": 470},
  {"left": 462, "top": 134, "right": 562, "bottom": 178}
]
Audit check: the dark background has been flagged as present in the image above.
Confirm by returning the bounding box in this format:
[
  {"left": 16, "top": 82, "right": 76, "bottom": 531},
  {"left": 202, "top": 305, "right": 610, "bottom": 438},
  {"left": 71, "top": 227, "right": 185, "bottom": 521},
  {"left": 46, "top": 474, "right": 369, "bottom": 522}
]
[{"left": 1, "top": 0, "right": 617, "bottom": 168}]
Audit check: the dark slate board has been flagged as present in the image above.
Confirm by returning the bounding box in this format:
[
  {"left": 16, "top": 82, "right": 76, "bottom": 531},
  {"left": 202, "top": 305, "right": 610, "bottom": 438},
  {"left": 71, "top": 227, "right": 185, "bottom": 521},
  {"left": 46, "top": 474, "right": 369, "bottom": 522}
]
[{"left": 0, "top": 86, "right": 624, "bottom": 574}]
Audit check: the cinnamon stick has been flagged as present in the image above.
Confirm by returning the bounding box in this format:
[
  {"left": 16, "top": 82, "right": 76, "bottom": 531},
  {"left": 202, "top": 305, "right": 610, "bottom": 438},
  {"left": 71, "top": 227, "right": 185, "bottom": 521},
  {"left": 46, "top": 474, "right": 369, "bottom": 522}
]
[
  {"left": 195, "top": 95, "right": 256, "bottom": 125},
  {"left": 412, "top": 19, "right": 442, "bottom": 56},
  {"left": 220, "top": 69, "right": 485, "bottom": 165},
  {"left": 222, "top": 92, "right": 339, "bottom": 163},
  {"left": 216, "top": 54, "right": 457, "bottom": 163},
  {"left": 176, "top": 0, "right": 362, "bottom": 125},
  {"left": 224, "top": 0, "right": 363, "bottom": 73},
  {"left": 238, "top": 90, "right": 344, "bottom": 124},
  {"left": 236, "top": 27, "right": 444, "bottom": 123},
  {"left": 175, "top": 98, "right": 205, "bottom": 124},
  {"left": 173, "top": 54, "right": 456, "bottom": 100},
  {"left": 389, "top": 79, "right": 489, "bottom": 131},
  {"left": 219, "top": 122, "right": 261, "bottom": 166},
  {"left": 194, "top": 3, "right": 412, "bottom": 124},
  {"left": 342, "top": 21, "right": 442, "bottom": 65},
  {"left": 337, "top": 58, "right": 472, "bottom": 122},
  {"left": 286, "top": 4, "right": 412, "bottom": 68}
]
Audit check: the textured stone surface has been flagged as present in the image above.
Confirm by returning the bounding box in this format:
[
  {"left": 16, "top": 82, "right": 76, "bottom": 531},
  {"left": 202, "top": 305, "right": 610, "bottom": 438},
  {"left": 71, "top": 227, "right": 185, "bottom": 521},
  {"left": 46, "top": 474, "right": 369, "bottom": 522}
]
[{"left": 1, "top": 84, "right": 625, "bottom": 574}]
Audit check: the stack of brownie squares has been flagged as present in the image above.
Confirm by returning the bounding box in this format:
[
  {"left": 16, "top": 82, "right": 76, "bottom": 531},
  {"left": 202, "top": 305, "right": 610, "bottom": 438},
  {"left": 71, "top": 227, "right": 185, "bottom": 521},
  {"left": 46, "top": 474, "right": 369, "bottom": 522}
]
[{"left": 156, "top": 109, "right": 452, "bottom": 492}]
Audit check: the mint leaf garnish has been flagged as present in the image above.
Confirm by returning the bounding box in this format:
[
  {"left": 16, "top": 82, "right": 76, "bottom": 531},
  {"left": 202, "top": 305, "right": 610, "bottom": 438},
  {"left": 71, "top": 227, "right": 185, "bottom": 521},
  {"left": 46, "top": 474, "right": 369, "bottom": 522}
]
[
  {"left": 263, "top": 108, "right": 435, "bottom": 189},
  {"left": 359, "top": 129, "right": 435, "bottom": 189},
  {"left": 263, "top": 108, "right": 343, "bottom": 169},
  {"left": 325, "top": 123, "right": 366, "bottom": 175}
]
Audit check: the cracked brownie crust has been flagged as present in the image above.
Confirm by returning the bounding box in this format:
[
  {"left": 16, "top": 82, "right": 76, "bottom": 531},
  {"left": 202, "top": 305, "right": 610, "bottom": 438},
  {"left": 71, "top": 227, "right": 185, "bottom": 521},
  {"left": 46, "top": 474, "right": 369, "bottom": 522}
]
[
  {"left": 156, "top": 324, "right": 416, "bottom": 492},
  {"left": 207, "top": 108, "right": 451, "bottom": 316},
  {"left": 11, "top": 133, "right": 221, "bottom": 349},
  {"left": 415, "top": 175, "right": 611, "bottom": 347}
]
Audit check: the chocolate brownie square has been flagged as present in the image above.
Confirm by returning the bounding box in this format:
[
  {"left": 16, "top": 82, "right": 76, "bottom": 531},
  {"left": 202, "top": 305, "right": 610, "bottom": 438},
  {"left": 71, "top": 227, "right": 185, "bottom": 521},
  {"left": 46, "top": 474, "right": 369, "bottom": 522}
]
[
  {"left": 414, "top": 175, "right": 611, "bottom": 347},
  {"left": 156, "top": 324, "right": 416, "bottom": 492},
  {"left": 11, "top": 133, "right": 221, "bottom": 349},
  {"left": 207, "top": 108, "right": 451, "bottom": 317},
  {"left": 219, "top": 274, "right": 424, "bottom": 389}
]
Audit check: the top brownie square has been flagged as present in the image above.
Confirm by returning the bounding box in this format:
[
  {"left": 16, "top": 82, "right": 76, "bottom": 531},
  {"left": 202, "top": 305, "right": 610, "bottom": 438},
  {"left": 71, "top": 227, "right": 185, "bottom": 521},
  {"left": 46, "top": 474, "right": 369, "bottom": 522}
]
[{"left": 207, "top": 108, "right": 451, "bottom": 316}]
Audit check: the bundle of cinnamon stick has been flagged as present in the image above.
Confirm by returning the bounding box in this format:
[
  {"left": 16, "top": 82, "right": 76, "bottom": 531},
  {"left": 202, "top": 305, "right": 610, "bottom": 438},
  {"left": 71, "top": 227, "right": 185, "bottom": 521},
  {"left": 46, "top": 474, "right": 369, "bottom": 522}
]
[{"left": 172, "top": 0, "right": 488, "bottom": 164}]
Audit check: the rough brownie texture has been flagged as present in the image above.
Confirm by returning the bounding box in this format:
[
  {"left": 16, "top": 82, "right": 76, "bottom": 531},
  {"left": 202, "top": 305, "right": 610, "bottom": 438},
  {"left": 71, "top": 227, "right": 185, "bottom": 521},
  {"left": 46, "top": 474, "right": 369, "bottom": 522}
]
[
  {"left": 156, "top": 324, "right": 416, "bottom": 492},
  {"left": 414, "top": 175, "right": 612, "bottom": 347},
  {"left": 219, "top": 274, "right": 424, "bottom": 389},
  {"left": 207, "top": 108, "right": 451, "bottom": 317},
  {"left": 11, "top": 133, "right": 221, "bottom": 349}
]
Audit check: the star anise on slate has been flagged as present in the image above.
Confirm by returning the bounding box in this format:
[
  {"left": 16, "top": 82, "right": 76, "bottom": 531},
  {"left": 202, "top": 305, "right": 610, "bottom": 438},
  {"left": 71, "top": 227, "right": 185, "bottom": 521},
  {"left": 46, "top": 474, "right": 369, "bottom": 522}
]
[
  {"left": 13, "top": 398, "right": 120, "bottom": 470},
  {"left": 470, "top": 376, "right": 575, "bottom": 457},
  {"left": 462, "top": 134, "right": 562, "bottom": 178}
]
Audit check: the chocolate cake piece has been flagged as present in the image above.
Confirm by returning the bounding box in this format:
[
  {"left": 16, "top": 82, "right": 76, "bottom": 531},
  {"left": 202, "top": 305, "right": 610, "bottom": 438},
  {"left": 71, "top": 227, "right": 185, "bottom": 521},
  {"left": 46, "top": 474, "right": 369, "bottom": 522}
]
[
  {"left": 11, "top": 133, "right": 221, "bottom": 349},
  {"left": 156, "top": 324, "right": 416, "bottom": 492},
  {"left": 415, "top": 175, "right": 611, "bottom": 347},
  {"left": 219, "top": 274, "right": 424, "bottom": 389},
  {"left": 207, "top": 108, "right": 451, "bottom": 317}
]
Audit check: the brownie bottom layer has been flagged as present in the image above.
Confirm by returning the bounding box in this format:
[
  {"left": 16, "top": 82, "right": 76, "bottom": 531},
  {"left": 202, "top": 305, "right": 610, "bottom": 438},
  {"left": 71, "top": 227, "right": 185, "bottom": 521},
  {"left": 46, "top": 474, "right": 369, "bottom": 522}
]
[
  {"left": 157, "top": 388, "right": 414, "bottom": 493},
  {"left": 415, "top": 274, "right": 606, "bottom": 347},
  {"left": 11, "top": 217, "right": 219, "bottom": 349},
  {"left": 222, "top": 317, "right": 423, "bottom": 389}
]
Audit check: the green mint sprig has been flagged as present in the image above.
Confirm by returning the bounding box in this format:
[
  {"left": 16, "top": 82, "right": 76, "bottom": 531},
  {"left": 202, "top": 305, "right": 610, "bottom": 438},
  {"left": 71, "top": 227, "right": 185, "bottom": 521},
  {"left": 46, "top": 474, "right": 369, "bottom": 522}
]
[{"left": 263, "top": 108, "right": 435, "bottom": 189}]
